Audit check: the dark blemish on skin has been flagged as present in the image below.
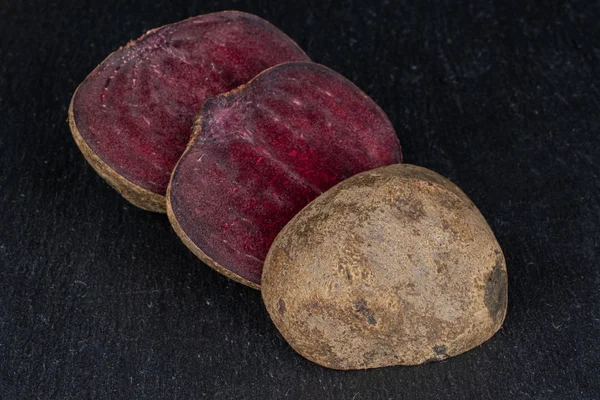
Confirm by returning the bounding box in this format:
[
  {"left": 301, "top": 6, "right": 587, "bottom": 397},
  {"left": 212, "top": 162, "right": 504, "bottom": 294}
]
[
  {"left": 442, "top": 220, "right": 450, "bottom": 230},
  {"left": 336, "top": 262, "right": 352, "bottom": 280},
  {"left": 433, "top": 345, "right": 448, "bottom": 355},
  {"left": 366, "top": 314, "right": 377, "bottom": 325},
  {"left": 484, "top": 258, "right": 508, "bottom": 323},
  {"left": 434, "top": 259, "right": 447, "bottom": 274},
  {"left": 425, "top": 353, "right": 449, "bottom": 363},
  {"left": 353, "top": 299, "right": 377, "bottom": 325},
  {"left": 437, "top": 263, "right": 446, "bottom": 274},
  {"left": 353, "top": 299, "right": 367, "bottom": 311},
  {"left": 393, "top": 197, "right": 426, "bottom": 221},
  {"left": 277, "top": 298, "right": 286, "bottom": 315}
]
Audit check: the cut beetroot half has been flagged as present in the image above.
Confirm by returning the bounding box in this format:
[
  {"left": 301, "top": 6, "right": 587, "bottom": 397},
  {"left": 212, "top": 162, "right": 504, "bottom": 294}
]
[
  {"left": 167, "top": 62, "right": 402, "bottom": 288},
  {"left": 68, "top": 11, "right": 309, "bottom": 212}
]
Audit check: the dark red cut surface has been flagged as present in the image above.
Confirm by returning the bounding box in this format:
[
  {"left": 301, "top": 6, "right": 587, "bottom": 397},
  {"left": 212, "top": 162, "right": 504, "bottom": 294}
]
[
  {"left": 71, "top": 11, "right": 309, "bottom": 195},
  {"left": 169, "top": 62, "right": 402, "bottom": 285}
]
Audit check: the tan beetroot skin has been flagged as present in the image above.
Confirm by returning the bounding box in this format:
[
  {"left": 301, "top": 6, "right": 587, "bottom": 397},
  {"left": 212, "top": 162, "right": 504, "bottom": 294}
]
[{"left": 262, "top": 164, "right": 507, "bottom": 370}]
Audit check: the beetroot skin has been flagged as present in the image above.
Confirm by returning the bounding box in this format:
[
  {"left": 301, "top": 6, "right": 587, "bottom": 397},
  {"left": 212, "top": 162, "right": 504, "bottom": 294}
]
[
  {"left": 167, "top": 62, "right": 402, "bottom": 288},
  {"left": 68, "top": 11, "right": 309, "bottom": 212}
]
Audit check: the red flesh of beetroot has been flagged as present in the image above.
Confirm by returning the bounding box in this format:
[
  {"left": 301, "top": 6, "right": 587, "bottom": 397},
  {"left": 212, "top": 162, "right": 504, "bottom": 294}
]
[
  {"left": 71, "top": 12, "right": 309, "bottom": 195},
  {"left": 169, "top": 62, "right": 402, "bottom": 286}
]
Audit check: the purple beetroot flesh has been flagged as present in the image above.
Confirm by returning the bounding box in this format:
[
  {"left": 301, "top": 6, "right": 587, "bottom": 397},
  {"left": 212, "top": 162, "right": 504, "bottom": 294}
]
[
  {"left": 69, "top": 11, "right": 309, "bottom": 210},
  {"left": 168, "top": 62, "right": 402, "bottom": 287}
]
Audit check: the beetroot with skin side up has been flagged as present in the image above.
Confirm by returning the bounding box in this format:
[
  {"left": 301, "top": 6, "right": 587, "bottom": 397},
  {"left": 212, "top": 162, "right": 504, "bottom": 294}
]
[
  {"left": 167, "top": 62, "right": 402, "bottom": 288},
  {"left": 68, "top": 11, "right": 309, "bottom": 212}
]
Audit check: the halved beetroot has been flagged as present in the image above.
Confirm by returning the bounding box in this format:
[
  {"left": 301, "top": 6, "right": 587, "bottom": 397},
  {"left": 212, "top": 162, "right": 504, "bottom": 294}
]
[
  {"left": 68, "top": 11, "right": 309, "bottom": 212},
  {"left": 167, "top": 62, "right": 402, "bottom": 288}
]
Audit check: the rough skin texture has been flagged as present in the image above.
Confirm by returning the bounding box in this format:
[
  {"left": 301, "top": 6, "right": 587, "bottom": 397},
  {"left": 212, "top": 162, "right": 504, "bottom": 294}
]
[
  {"left": 69, "top": 11, "right": 309, "bottom": 212},
  {"left": 262, "top": 164, "right": 508, "bottom": 370},
  {"left": 168, "top": 62, "right": 402, "bottom": 287}
]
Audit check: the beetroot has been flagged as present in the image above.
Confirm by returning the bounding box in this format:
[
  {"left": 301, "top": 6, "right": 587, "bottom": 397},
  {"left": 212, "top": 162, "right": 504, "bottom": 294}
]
[
  {"left": 68, "top": 11, "right": 309, "bottom": 212},
  {"left": 167, "top": 62, "right": 402, "bottom": 288}
]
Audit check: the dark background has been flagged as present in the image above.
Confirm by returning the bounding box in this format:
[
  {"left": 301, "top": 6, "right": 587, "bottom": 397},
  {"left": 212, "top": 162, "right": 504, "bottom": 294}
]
[{"left": 1, "top": 0, "right": 599, "bottom": 398}]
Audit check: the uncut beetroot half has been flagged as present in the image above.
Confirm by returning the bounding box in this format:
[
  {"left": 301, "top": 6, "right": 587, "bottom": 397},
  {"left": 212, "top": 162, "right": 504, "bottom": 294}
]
[
  {"left": 68, "top": 11, "right": 309, "bottom": 212},
  {"left": 167, "top": 62, "right": 402, "bottom": 288}
]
